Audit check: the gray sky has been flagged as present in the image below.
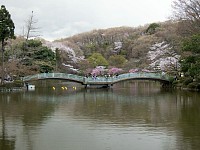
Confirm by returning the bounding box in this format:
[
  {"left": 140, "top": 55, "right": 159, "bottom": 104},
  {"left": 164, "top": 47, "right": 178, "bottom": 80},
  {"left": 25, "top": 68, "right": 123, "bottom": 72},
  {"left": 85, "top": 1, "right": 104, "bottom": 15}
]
[{"left": 1, "top": 0, "right": 173, "bottom": 41}]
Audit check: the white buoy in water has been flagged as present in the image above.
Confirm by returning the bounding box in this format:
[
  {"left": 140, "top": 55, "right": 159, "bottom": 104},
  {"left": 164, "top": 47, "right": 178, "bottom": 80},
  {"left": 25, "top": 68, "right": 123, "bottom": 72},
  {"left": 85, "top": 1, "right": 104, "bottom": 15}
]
[{"left": 27, "top": 84, "right": 35, "bottom": 91}]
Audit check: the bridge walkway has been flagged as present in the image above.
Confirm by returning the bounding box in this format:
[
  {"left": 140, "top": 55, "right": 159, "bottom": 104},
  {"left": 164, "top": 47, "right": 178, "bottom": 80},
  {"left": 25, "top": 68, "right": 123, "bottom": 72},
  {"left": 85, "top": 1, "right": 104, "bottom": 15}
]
[{"left": 22, "top": 72, "right": 171, "bottom": 88}]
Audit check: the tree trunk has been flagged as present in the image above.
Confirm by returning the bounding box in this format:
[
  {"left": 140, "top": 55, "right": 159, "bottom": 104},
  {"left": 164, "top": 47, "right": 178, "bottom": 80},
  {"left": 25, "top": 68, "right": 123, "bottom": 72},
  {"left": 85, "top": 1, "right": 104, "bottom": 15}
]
[{"left": 1, "top": 40, "right": 5, "bottom": 85}]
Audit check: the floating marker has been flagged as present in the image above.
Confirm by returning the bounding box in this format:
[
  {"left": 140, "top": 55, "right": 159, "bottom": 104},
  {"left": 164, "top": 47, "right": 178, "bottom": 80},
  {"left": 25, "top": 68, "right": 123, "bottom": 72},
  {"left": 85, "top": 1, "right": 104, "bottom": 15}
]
[
  {"left": 61, "top": 87, "right": 64, "bottom": 90},
  {"left": 72, "top": 86, "right": 77, "bottom": 90},
  {"left": 52, "top": 87, "right": 55, "bottom": 90},
  {"left": 65, "top": 87, "right": 68, "bottom": 90}
]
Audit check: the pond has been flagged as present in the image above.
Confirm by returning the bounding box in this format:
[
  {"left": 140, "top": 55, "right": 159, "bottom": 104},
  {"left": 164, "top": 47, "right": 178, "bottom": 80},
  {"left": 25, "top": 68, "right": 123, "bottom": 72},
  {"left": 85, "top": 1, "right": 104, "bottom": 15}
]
[{"left": 0, "top": 81, "right": 200, "bottom": 150}]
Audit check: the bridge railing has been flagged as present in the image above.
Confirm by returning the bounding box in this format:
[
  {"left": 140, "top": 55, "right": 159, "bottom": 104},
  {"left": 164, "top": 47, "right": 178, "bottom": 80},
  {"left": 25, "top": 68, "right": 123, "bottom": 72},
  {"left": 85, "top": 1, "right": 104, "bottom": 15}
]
[
  {"left": 23, "top": 74, "right": 39, "bottom": 81},
  {"left": 23, "top": 72, "right": 170, "bottom": 84},
  {"left": 23, "top": 73, "right": 84, "bottom": 82},
  {"left": 84, "top": 72, "right": 170, "bottom": 83}
]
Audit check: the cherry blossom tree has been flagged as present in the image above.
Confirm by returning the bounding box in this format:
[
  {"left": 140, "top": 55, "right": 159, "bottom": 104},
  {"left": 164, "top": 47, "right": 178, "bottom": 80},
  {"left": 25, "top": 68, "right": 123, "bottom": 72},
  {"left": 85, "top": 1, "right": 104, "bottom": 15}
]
[
  {"left": 108, "top": 67, "right": 122, "bottom": 75},
  {"left": 91, "top": 66, "right": 106, "bottom": 76},
  {"left": 129, "top": 68, "right": 139, "bottom": 73}
]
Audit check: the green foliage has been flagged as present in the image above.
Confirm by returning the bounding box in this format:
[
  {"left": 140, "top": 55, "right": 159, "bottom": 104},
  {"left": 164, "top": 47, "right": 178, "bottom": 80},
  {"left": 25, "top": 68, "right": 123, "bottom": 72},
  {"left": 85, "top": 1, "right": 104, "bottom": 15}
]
[
  {"left": 195, "top": 75, "right": 200, "bottom": 82},
  {"left": 183, "top": 77, "right": 193, "bottom": 86},
  {"left": 84, "top": 42, "right": 112, "bottom": 59},
  {"left": 172, "top": 80, "right": 179, "bottom": 85},
  {"left": 180, "top": 34, "right": 200, "bottom": 82},
  {"left": 181, "top": 58, "right": 200, "bottom": 78},
  {"left": 182, "top": 34, "right": 200, "bottom": 53},
  {"left": 39, "top": 64, "right": 54, "bottom": 73},
  {"left": 0, "top": 5, "right": 15, "bottom": 84},
  {"left": 181, "top": 56, "right": 196, "bottom": 73},
  {"left": 0, "top": 5, "right": 15, "bottom": 42},
  {"left": 119, "top": 49, "right": 127, "bottom": 56},
  {"left": 102, "top": 41, "right": 110, "bottom": 49},
  {"left": 87, "top": 53, "right": 108, "bottom": 67},
  {"left": 34, "top": 46, "right": 55, "bottom": 61},
  {"left": 32, "top": 45, "right": 55, "bottom": 73},
  {"left": 187, "top": 82, "right": 200, "bottom": 90},
  {"left": 145, "top": 23, "right": 160, "bottom": 34},
  {"left": 84, "top": 43, "right": 97, "bottom": 57},
  {"left": 109, "top": 55, "right": 127, "bottom": 67},
  {"left": 188, "top": 64, "right": 200, "bottom": 77},
  {"left": 18, "top": 39, "right": 56, "bottom": 73},
  {"left": 21, "top": 58, "right": 33, "bottom": 66},
  {"left": 168, "top": 76, "right": 175, "bottom": 83},
  {"left": 27, "top": 39, "right": 42, "bottom": 47},
  {"left": 34, "top": 61, "right": 54, "bottom": 73}
]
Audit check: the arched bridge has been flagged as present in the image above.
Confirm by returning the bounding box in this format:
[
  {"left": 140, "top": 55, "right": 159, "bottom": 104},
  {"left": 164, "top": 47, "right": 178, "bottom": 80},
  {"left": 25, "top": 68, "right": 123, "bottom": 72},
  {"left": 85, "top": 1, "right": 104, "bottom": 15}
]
[{"left": 22, "top": 72, "right": 171, "bottom": 88}]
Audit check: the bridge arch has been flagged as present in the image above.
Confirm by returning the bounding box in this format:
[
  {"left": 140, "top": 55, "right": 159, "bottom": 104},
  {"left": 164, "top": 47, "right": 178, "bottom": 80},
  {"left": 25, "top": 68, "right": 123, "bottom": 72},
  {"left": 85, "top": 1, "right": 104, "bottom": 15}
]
[
  {"left": 23, "top": 73, "right": 84, "bottom": 83},
  {"left": 22, "top": 72, "right": 171, "bottom": 88}
]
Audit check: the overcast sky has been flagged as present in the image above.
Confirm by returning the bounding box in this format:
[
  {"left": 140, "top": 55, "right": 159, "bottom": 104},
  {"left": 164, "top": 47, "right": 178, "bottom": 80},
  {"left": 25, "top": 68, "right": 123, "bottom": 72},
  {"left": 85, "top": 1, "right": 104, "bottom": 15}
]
[{"left": 1, "top": 0, "right": 173, "bottom": 41}]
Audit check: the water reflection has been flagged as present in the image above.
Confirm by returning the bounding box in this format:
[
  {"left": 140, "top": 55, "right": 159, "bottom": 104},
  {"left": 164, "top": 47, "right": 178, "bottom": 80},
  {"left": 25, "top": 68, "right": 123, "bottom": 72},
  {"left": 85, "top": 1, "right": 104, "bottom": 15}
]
[
  {"left": 0, "top": 81, "right": 200, "bottom": 150},
  {"left": 0, "top": 91, "right": 56, "bottom": 150},
  {"left": 174, "top": 91, "right": 200, "bottom": 150}
]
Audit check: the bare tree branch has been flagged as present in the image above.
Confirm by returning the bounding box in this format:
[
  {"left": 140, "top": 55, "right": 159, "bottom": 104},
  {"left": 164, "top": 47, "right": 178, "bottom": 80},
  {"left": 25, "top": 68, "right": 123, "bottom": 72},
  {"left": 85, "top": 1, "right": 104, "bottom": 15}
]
[
  {"left": 24, "top": 11, "right": 41, "bottom": 41},
  {"left": 172, "top": 0, "right": 200, "bottom": 35}
]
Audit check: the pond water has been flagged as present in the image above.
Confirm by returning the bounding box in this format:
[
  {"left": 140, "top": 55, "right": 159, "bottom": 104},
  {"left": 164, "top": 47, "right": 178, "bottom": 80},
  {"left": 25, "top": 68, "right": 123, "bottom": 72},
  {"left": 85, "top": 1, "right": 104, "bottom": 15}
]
[{"left": 0, "top": 81, "right": 200, "bottom": 150}]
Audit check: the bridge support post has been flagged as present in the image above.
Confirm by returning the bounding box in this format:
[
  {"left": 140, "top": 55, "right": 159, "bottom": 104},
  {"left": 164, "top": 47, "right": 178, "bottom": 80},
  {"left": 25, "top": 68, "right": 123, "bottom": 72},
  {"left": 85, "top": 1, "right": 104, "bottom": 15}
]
[{"left": 84, "top": 84, "right": 88, "bottom": 88}]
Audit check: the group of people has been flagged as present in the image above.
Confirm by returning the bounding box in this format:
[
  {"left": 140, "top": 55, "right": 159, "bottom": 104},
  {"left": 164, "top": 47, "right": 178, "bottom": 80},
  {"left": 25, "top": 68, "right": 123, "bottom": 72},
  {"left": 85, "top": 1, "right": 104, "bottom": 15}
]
[{"left": 85, "top": 74, "right": 119, "bottom": 80}]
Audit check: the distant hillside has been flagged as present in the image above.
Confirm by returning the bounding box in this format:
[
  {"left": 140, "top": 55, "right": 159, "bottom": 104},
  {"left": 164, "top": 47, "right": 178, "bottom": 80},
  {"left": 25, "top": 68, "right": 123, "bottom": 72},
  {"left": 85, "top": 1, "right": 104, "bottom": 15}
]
[
  {"left": 49, "top": 20, "right": 181, "bottom": 73},
  {"left": 1, "top": 20, "right": 183, "bottom": 78}
]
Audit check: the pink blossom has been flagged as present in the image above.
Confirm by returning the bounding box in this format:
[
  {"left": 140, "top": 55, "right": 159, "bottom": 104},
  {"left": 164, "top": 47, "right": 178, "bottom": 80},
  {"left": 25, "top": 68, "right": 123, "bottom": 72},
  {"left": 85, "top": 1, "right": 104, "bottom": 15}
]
[
  {"left": 129, "top": 68, "right": 139, "bottom": 73},
  {"left": 108, "top": 67, "right": 123, "bottom": 75},
  {"left": 91, "top": 67, "right": 105, "bottom": 76},
  {"left": 141, "top": 69, "right": 153, "bottom": 73}
]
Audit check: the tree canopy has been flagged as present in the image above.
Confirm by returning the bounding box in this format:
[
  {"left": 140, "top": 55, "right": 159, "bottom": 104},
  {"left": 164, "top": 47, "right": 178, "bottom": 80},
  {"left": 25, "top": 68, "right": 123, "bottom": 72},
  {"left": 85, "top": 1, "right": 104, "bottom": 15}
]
[
  {"left": 182, "top": 34, "right": 200, "bottom": 53},
  {"left": 0, "top": 5, "right": 15, "bottom": 84},
  {"left": 172, "top": 0, "right": 200, "bottom": 35},
  {"left": 145, "top": 23, "right": 160, "bottom": 35},
  {"left": 0, "top": 5, "right": 15, "bottom": 43},
  {"left": 22, "top": 39, "right": 56, "bottom": 73},
  {"left": 108, "top": 55, "right": 127, "bottom": 67},
  {"left": 181, "top": 34, "right": 200, "bottom": 77},
  {"left": 87, "top": 53, "right": 108, "bottom": 67}
]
